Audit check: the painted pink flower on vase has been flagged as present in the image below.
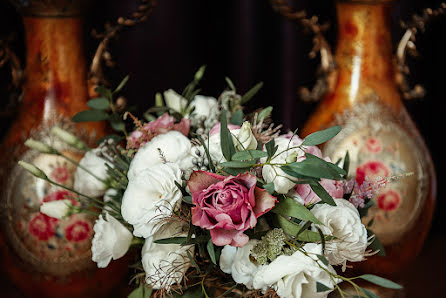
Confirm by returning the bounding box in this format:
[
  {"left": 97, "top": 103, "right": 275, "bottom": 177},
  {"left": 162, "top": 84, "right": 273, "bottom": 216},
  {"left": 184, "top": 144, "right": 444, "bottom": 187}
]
[
  {"left": 127, "top": 113, "right": 191, "bottom": 149},
  {"left": 51, "top": 166, "right": 70, "bottom": 183},
  {"left": 295, "top": 179, "right": 344, "bottom": 205},
  {"left": 188, "top": 171, "right": 276, "bottom": 247},
  {"left": 42, "top": 190, "right": 78, "bottom": 206},
  {"left": 365, "top": 137, "right": 382, "bottom": 153},
  {"left": 378, "top": 190, "right": 401, "bottom": 211},
  {"left": 29, "top": 213, "right": 58, "bottom": 241},
  {"left": 355, "top": 160, "right": 390, "bottom": 185},
  {"left": 65, "top": 220, "right": 91, "bottom": 242}
]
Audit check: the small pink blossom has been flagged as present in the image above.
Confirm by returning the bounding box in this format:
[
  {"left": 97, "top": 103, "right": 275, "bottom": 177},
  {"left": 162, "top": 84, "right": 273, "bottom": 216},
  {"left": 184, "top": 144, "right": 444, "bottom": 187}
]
[
  {"left": 295, "top": 179, "right": 344, "bottom": 205},
  {"left": 188, "top": 171, "right": 276, "bottom": 247},
  {"left": 127, "top": 113, "right": 190, "bottom": 149}
]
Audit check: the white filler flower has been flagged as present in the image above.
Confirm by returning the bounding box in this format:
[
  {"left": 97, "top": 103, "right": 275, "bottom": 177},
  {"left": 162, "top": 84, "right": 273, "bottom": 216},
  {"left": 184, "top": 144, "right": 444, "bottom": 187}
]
[
  {"left": 92, "top": 212, "right": 133, "bottom": 268},
  {"left": 311, "top": 199, "right": 368, "bottom": 267},
  {"left": 253, "top": 243, "right": 338, "bottom": 298},
  {"left": 121, "top": 163, "right": 182, "bottom": 238},
  {"left": 127, "top": 131, "right": 193, "bottom": 181},
  {"left": 142, "top": 223, "right": 193, "bottom": 290},
  {"left": 261, "top": 135, "right": 305, "bottom": 194},
  {"left": 40, "top": 199, "right": 72, "bottom": 219},
  {"left": 74, "top": 148, "right": 111, "bottom": 198},
  {"left": 219, "top": 239, "right": 260, "bottom": 289}
]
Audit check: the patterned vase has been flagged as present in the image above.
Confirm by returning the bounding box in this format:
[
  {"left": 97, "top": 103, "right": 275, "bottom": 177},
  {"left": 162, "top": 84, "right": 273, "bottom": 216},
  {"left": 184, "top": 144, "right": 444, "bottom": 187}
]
[
  {"left": 0, "top": 1, "right": 128, "bottom": 297},
  {"left": 302, "top": 0, "right": 436, "bottom": 277}
]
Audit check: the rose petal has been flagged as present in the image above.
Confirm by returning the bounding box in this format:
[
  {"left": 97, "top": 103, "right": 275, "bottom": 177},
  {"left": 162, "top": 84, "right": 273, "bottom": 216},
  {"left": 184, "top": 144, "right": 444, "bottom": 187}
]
[
  {"left": 188, "top": 171, "right": 225, "bottom": 195},
  {"left": 253, "top": 187, "right": 277, "bottom": 217},
  {"left": 210, "top": 229, "right": 249, "bottom": 247}
]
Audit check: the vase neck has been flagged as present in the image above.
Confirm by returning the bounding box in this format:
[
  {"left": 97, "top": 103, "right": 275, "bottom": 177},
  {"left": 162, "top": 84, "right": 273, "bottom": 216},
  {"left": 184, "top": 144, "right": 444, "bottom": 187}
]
[
  {"left": 334, "top": 1, "right": 398, "bottom": 104},
  {"left": 22, "top": 17, "right": 89, "bottom": 123}
]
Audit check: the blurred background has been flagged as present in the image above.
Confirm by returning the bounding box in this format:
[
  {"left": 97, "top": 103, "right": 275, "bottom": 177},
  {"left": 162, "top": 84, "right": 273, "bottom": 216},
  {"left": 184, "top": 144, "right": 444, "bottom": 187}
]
[{"left": 0, "top": 0, "right": 444, "bottom": 295}]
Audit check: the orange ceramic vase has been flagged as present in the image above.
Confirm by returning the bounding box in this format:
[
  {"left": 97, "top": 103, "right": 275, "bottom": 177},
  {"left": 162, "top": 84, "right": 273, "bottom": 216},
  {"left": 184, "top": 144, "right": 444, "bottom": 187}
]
[
  {"left": 303, "top": 1, "right": 436, "bottom": 278},
  {"left": 0, "top": 1, "right": 128, "bottom": 297}
]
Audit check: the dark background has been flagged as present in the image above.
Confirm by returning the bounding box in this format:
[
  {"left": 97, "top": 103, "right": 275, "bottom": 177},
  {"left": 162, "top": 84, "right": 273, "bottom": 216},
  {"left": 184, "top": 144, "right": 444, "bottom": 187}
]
[{"left": 0, "top": 0, "right": 445, "bottom": 295}]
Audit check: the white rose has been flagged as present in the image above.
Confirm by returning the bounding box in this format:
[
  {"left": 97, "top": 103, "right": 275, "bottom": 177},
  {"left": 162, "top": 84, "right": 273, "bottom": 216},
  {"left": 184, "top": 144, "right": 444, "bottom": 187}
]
[
  {"left": 91, "top": 212, "right": 133, "bottom": 268},
  {"left": 311, "top": 199, "right": 368, "bottom": 268},
  {"left": 234, "top": 122, "right": 258, "bottom": 151},
  {"left": 252, "top": 243, "right": 338, "bottom": 298},
  {"left": 121, "top": 163, "right": 182, "bottom": 238},
  {"left": 189, "top": 95, "right": 219, "bottom": 129},
  {"left": 261, "top": 135, "right": 305, "bottom": 194},
  {"left": 164, "top": 89, "right": 187, "bottom": 113},
  {"left": 127, "top": 131, "right": 193, "bottom": 181},
  {"left": 74, "top": 148, "right": 111, "bottom": 197},
  {"left": 219, "top": 240, "right": 260, "bottom": 289},
  {"left": 142, "top": 223, "right": 193, "bottom": 290},
  {"left": 40, "top": 199, "right": 72, "bottom": 219}
]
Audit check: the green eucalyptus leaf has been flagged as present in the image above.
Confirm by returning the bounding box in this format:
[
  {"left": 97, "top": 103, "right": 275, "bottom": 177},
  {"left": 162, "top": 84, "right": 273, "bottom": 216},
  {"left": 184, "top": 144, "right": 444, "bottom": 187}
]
[
  {"left": 257, "top": 106, "right": 273, "bottom": 122},
  {"left": 114, "top": 75, "right": 129, "bottom": 93},
  {"left": 263, "top": 182, "right": 275, "bottom": 195},
  {"left": 241, "top": 82, "right": 263, "bottom": 104},
  {"left": 72, "top": 110, "right": 109, "bottom": 123},
  {"left": 316, "top": 254, "right": 329, "bottom": 266},
  {"left": 220, "top": 110, "right": 236, "bottom": 161},
  {"left": 361, "top": 287, "right": 379, "bottom": 298},
  {"left": 343, "top": 151, "right": 350, "bottom": 177},
  {"left": 302, "top": 126, "right": 342, "bottom": 146},
  {"left": 230, "top": 109, "right": 244, "bottom": 126},
  {"left": 225, "top": 77, "right": 236, "bottom": 91},
  {"left": 310, "top": 183, "right": 336, "bottom": 206},
  {"left": 220, "top": 160, "right": 256, "bottom": 168},
  {"left": 154, "top": 237, "right": 187, "bottom": 245},
  {"left": 232, "top": 150, "right": 268, "bottom": 161},
  {"left": 94, "top": 85, "right": 113, "bottom": 99},
  {"left": 316, "top": 282, "right": 332, "bottom": 293},
  {"left": 87, "top": 97, "right": 109, "bottom": 110},
  {"left": 272, "top": 197, "right": 322, "bottom": 224},
  {"left": 265, "top": 139, "right": 278, "bottom": 158},
  {"left": 359, "top": 274, "right": 403, "bottom": 289},
  {"left": 182, "top": 195, "right": 193, "bottom": 204},
  {"left": 109, "top": 113, "right": 126, "bottom": 132},
  {"left": 207, "top": 239, "right": 217, "bottom": 265},
  {"left": 128, "top": 286, "right": 143, "bottom": 298}
]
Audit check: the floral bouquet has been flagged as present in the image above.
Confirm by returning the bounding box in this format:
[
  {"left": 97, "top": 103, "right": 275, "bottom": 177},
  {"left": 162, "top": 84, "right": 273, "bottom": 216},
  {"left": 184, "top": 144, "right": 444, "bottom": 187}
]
[{"left": 20, "top": 67, "right": 403, "bottom": 298}]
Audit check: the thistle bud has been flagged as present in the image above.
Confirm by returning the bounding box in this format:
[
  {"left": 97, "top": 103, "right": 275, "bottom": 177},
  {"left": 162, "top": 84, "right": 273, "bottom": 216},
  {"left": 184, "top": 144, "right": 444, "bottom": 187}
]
[
  {"left": 51, "top": 126, "right": 89, "bottom": 151},
  {"left": 24, "top": 138, "right": 59, "bottom": 155},
  {"left": 18, "top": 161, "right": 48, "bottom": 180}
]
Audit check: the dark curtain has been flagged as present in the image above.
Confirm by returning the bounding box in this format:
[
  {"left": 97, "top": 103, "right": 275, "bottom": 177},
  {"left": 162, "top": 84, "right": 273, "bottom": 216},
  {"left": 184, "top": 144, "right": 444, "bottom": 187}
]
[{"left": 0, "top": 0, "right": 445, "bottom": 295}]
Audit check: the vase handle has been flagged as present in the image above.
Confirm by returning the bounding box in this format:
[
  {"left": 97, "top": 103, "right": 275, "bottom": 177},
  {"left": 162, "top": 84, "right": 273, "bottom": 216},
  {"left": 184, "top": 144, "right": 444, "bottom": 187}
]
[
  {"left": 269, "top": 0, "right": 336, "bottom": 102},
  {"left": 396, "top": 3, "right": 445, "bottom": 100},
  {"left": 89, "top": 0, "right": 158, "bottom": 89}
]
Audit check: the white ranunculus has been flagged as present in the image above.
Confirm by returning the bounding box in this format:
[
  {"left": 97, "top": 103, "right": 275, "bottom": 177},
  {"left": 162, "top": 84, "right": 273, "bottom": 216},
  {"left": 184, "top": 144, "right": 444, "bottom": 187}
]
[
  {"left": 142, "top": 223, "right": 193, "bottom": 290},
  {"left": 219, "top": 240, "right": 260, "bottom": 289},
  {"left": 252, "top": 243, "right": 338, "bottom": 298},
  {"left": 40, "top": 199, "right": 72, "bottom": 219},
  {"left": 311, "top": 199, "right": 368, "bottom": 268},
  {"left": 127, "top": 131, "right": 193, "bottom": 181},
  {"left": 261, "top": 135, "right": 305, "bottom": 194},
  {"left": 121, "top": 163, "right": 182, "bottom": 238},
  {"left": 189, "top": 95, "right": 219, "bottom": 129},
  {"left": 74, "top": 148, "right": 111, "bottom": 197},
  {"left": 92, "top": 212, "right": 133, "bottom": 268},
  {"left": 164, "top": 89, "right": 187, "bottom": 113},
  {"left": 234, "top": 122, "right": 257, "bottom": 151}
]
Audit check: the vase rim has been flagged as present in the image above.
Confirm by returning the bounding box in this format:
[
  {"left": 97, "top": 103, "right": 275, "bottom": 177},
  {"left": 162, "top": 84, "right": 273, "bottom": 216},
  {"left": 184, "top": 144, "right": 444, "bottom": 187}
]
[{"left": 9, "top": 0, "right": 91, "bottom": 17}]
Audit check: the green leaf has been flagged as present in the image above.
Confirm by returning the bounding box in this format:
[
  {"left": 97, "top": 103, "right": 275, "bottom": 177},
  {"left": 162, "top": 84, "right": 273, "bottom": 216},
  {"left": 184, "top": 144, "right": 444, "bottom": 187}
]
[
  {"left": 207, "top": 239, "right": 217, "bottom": 265},
  {"left": 72, "top": 110, "right": 109, "bottom": 122},
  {"left": 173, "top": 286, "right": 204, "bottom": 298},
  {"left": 367, "top": 229, "right": 386, "bottom": 256},
  {"left": 361, "top": 287, "right": 379, "bottom": 298},
  {"left": 257, "top": 106, "right": 273, "bottom": 122},
  {"left": 265, "top": 139, "right": 278, "bottom": 158},
  {"left": 305, "top": 153, "right": 346, "bottom": 178},
  {"left": 310, "top": 183, "right": 336, "bottom": 206},
  {"left": 359, "top": 274, "right": 403, "bottom": 289},
  {"left": 263, "top": 182, "right": 275, "bottom": 194},
  {"left": 220, "top": 110, "right": 236, "bottom": 161},
  {"left": 275, "top": 215, "right": 332, "bottom": 242},
  {"left": 154, "top": 237, "right": 187, "bottom": 245},
  {"left": 232, "top": 150, "right": 268, "bottom": 161},
  {"left": 225, "top": 77, "right": 236, "bottom": 91},
  {"left": 230, "top": 109, "right": 244, "bottom": 126},
  {"left": 109, "top": 113, "right": 126, "bottom": 132},
  {"left": 302, "top": 126, "right": 342, "bottom": 146},
  {"left": 272, "top": 197, "right": 322, "bottom": 224},
  {"left": 316, "top": 282, "right": 332, "bottom": 293},
  {"left": 182, "top": 195, "right": 193, "bottom": 204},
  {"left": 186, "top": 250, "right": 200, "bottom": 273},
  {"left": 316, "top": 254, "right": 329, "bottom": 266},
  {"left": 343, "top": 151, "right": 350, "bottom": 177},
  {"left": 114, "top": 75, "right": 130, "bottom": 93},
  {"left": 87, "top": 97, "right": 109, "bottom": 110},
  {"left": 241, "top": 82, "right": 263, "bottom": 104},
  {"left": 220, "top": 160, "right": 256, "bottom": 168},
  {"left": 297, "top": 230, "right": 334, "bottom": 242},
  {"left": 128, "top": 286, "right": 143, "bottom": 298},
  {"left": 95, "top": 85, "right": 113, "bottom": 99}
]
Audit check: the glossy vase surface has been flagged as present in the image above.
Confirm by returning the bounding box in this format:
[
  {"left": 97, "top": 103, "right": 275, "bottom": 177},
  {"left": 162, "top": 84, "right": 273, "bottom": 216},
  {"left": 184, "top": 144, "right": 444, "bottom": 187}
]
[
  {"left": 303, "top": 1, "right": 436, "bottom": 277},
  {"left": 0, "top": 2, "right": 127, "bottom": 297}
]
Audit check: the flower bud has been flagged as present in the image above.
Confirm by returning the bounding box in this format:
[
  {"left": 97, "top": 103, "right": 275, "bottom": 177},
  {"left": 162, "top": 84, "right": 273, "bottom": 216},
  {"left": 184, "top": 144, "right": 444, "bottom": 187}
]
[
  {"left": 194, "top": 65, "right": 206, "bottom": 81},
  {"left": 18, "top": 161, "right": 48, "bottom": 180},
  {"left": 155, "top": 92, "right": 164, "bottom": 107},
  {"left": 234, "top": 121, "right": 257, "bottom": 151},
  {"left": 24, "top": 138, "right": 59, "bottom": 154},
  {"left": 51, "top": 126, "right": 89, "bottom": 151},
  {"left": 285, "top": 151, "right": 298, "bottom": 163},
  {"left": 40, "top": 199, "right": 73, "bottom": 219}
]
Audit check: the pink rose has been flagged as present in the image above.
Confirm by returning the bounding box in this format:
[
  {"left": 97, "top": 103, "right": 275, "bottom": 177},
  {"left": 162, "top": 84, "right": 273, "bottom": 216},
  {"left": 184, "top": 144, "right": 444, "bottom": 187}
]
[
  {"left": 127, "top": 113, "right": 190, "bottom": 149},
  {"left": 188, "top": 171, "right": 276, "bottom": 247},
  {"left": 209, "top": 122, "right": 240, "bottom": 136},
  {"left": 295, "top": 179, "right": 344, "bottom": 205}
]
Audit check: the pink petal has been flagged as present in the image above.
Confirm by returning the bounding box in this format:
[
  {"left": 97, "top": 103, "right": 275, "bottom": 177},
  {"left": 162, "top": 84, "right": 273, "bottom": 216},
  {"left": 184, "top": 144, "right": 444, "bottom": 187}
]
[
  {"left": 209, "top": 122, "right": 240, "bottom": 136},
  {"left": 210, "top": 229, "right": 249, "bottom": 247},
  {"left": 188, "top": 171, "right": 224, "bottom": 195},
  {"left": 253, "top": 187, "right": 277, "bottom": 217},
  {"left": 234, "top": 172, "right": 257, "bottom": 190}
]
